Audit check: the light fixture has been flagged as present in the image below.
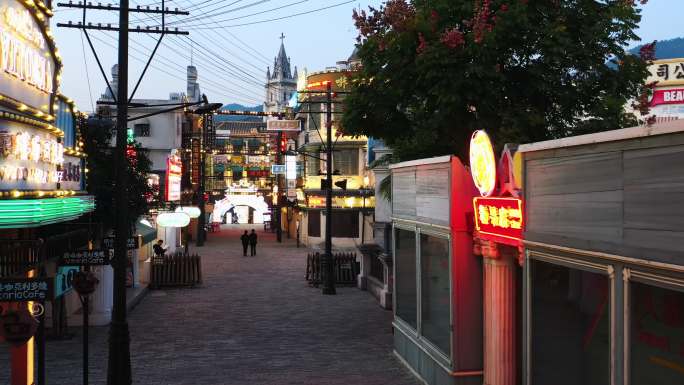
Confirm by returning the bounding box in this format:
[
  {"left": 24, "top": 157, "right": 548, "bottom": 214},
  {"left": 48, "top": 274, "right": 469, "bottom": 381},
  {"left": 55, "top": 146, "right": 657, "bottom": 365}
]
[
  {"left": 157, "top": 212, "right": 190, "bottom": 228},
  {"left": 175, "top": 206, "right": 201, "bottom": 219}
]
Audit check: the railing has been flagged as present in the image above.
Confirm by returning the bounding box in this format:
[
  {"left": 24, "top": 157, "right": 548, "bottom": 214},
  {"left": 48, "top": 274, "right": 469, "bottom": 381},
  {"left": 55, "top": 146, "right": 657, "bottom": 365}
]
[
  {"left": 150, "top": 252, "right": 202, "bottom": 289},
  {"left": 306, "top": 252, "right": 359, "bottom": 287}
]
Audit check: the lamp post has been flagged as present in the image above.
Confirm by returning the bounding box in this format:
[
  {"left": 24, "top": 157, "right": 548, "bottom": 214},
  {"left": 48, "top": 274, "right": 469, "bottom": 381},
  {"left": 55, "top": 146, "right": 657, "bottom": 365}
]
[
  {"left": 192, "top": 102, "right": 222, "bottom": 246},
  {"left": 322, "top": 82, "right": 336, "bottom": 295}
]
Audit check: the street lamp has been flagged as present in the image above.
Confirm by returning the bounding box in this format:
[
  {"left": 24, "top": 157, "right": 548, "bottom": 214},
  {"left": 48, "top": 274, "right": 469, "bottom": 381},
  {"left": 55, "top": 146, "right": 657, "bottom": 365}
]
[{"left": 191, "top": 100, "right": 223, "bottom": 246}]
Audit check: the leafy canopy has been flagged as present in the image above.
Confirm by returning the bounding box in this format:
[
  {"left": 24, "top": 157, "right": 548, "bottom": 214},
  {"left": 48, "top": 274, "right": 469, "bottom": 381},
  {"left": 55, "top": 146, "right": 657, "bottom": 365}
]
[
  {"left": 83, "top": 117, "right": 155, "bottom": 233},
  {"left": 342, "top": 0, "right": 652, "bottom": 161}
]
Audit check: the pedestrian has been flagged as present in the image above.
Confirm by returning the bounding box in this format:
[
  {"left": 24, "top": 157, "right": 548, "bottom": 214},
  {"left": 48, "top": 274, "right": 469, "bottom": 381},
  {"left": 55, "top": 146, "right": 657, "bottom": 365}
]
[
  {"left": 240, "top": 230, "right": 250, "bottom": 257},
  {"left": 153, "top": 240, "right": 166, "bottom": 257},
  {"left": 249, "top": 229, "right": 258, "bottom": 256}
]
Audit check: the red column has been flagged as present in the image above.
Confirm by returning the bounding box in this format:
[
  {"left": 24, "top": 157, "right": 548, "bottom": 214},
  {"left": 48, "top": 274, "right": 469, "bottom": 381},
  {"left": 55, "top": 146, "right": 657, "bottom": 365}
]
[{"left": 480, "top": 239, "right": 518, "bottom": 385}]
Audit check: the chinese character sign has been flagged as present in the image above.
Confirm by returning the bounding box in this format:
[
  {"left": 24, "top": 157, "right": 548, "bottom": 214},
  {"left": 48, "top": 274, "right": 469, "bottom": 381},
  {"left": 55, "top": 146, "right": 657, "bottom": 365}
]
[
  {"left": 473, "top": 197, "right": 523, "bottom": 245},
  {"left": 0, "top": 279, "right": 51, "bottom": 302},
  {"left": 166, "top": 154, "right": 182, "bottom": 201},
  {"left": 648, "top": 60, "right": 684, "bottom": 87}
]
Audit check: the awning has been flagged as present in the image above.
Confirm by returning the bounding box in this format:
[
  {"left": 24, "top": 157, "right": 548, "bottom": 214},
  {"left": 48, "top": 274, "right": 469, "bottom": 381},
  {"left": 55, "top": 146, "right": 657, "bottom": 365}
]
[{"left": 135, "top": 219, "right": 157, "bottom": 245}]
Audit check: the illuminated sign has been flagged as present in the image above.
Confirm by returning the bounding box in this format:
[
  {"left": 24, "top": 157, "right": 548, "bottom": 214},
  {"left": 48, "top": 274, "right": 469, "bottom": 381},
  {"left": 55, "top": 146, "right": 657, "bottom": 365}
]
[
  {"left": 266, "top": 119, "right": 301, "bottom": 132},
  {"left": 650, "top": 88, "right": 684, "bottom": 106},
  {"left": 157, "top": 212, "right": 190, "bottom": 228},
  {"left": 175, "top": 206, "right": 201, "bottom": 219},
  {"left": 0, "top": 123, "right": 64, "bottom": 191},
  {"left": 286, "top": 155, "right": 296, "bottom": 180},
  {"left": 0, "top": 196, "right": 95, "bottom": 228},
  {"left": 469, "top": 130, "right": 497, "bottom": 197},
  {"left": 165, "top": 154, "right": 182, "bottom": 201},
  {"left": 305, "top": 195, "right": 374, "bottom": 209},
  {"left": 473, "top": 197, "right": 523, "bottom": 246},
  {"left": 0, "top": 1, "right": 58, "bottom": 113}
]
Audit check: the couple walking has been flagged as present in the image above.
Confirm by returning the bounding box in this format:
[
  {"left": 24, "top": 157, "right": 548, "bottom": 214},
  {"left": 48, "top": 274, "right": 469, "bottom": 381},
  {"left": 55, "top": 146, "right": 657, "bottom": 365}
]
[{"left": 241, "top": 229, "right": 258, "bottom": 256}]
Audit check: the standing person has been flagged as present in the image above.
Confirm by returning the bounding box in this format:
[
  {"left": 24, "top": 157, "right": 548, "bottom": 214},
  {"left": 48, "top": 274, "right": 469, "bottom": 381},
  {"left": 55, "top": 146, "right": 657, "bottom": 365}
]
[
  {"left": 249, "top": 229, "right": 258, "bottom": 256},
  {"left": 240, "top": 230, "right": 250, "bottom": 257}
]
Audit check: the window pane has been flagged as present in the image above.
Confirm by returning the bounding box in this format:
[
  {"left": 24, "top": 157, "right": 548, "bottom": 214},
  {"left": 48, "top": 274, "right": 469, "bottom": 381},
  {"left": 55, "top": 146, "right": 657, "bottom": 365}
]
[
  {"left": 333, "top": 149, "right": 358, "bottom": 175},
  {"left": 630, "top": 281, "right": 684, "bottom": 384},
  {"left": 420, "top": 234, "right": 451, "bottom": 355},
  {"left": 395, "top": 228, "right": 417, "bottom": 328},
  {"left": 306, "top": 155, "right": 319, "bottom": 177},
  {"left": 531, "top": 260, "right": 610, "bottom": 385}
]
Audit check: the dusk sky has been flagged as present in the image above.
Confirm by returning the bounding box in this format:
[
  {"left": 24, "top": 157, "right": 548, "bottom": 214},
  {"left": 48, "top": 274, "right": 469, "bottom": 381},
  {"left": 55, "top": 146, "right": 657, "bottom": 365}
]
[{"left": 50, "top": 0, "right": 683, "bottom": 112}]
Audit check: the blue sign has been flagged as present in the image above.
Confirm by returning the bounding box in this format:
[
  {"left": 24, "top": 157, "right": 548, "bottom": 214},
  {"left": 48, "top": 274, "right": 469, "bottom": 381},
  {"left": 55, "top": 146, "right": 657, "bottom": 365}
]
[
  {"left": 271, "top": 164, "right": 286, "bottom": 175},
  {"left": 54, "top": 266, "right": 79, "bottom": 298}
]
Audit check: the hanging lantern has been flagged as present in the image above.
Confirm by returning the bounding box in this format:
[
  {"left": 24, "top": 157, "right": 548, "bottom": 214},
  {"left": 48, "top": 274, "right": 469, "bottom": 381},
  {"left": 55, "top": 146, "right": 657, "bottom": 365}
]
[
  {"left": 0, "top": 308, "right": 38, "bottom": 347},
  {"left": 175, "top": 206, "right": 201, "bottom": 219}
]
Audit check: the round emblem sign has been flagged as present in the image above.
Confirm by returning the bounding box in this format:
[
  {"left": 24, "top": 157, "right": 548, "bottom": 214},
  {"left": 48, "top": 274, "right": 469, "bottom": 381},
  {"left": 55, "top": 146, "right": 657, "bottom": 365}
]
[{"left": 469, "top": 130, "right": 497, "bottom": 196}]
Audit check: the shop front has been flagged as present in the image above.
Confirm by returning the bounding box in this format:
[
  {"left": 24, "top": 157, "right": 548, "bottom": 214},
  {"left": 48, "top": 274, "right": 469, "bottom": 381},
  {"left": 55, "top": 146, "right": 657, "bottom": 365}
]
[
  {"left": 0, "top": 1, "right": 95, "bottom": 383},
  {"left": 519, "top": 119, "right": 684, "bottom": 385},
  {"left": 390, "top": 156, "right": 482, "bottom": 385}
]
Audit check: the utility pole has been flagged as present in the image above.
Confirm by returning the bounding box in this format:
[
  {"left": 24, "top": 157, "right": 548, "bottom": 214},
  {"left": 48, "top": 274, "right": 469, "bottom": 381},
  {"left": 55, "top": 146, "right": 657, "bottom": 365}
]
[
  {"left": 57, "top": 2, "right": 189, "bottom": 383},
  {"left": 322, "top": 82, "right": 336, "bottom": 295}
]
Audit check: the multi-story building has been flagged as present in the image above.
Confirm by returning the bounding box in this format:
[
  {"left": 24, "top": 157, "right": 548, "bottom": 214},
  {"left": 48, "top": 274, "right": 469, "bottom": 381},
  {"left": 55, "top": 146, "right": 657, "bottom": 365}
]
[
  {"left": 294, "top": 54, "right": 375, "bottom": 249},
  {"left": 264, "top": 36, "right": 297, "bottom": 115}
]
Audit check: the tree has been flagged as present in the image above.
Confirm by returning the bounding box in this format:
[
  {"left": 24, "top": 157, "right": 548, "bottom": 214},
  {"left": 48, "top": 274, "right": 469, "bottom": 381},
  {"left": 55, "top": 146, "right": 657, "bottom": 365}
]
[
  {"left": 342, "top": 0, "right": 653, "bottom": 161},
  {"left": 83, "top": 116, "right": 154, "bottom": 232}
]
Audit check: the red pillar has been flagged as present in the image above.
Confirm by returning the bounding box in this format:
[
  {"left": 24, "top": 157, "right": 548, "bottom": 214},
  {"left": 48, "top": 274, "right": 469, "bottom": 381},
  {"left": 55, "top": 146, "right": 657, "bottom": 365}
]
[{"left": 479, "top": 239, "right": 518, "bottom": 385}]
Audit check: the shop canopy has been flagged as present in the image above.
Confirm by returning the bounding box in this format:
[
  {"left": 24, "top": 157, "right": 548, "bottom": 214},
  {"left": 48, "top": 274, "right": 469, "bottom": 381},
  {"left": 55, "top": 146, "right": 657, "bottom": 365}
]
[{"left": 136, "top": 219, "right": 157, "bottom": 245}]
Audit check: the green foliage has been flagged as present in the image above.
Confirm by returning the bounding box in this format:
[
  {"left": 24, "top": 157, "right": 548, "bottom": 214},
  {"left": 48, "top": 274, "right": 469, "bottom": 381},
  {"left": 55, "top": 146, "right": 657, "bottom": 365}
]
[
  {"left": 83, "top": 117, "right": 154, "bottom": 232},
  {"left": 343, "top": 0, "right": 652, "bottom": 162}
]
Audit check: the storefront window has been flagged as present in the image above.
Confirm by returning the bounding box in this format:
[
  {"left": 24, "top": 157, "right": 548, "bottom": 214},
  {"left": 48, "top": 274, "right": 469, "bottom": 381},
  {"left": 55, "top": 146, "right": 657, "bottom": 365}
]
[
  {"left": 330, "top": 211, "right": 359, "bottom": 238},
  {"left": 420, "top": 234, "right": 451, "bottom": 355},
  {"left": 630, "top": 281, "right": 684, "bottom": 384},
  {"left": 530, "top": 260, "right": 610, "bottom": 385},
  {"left": 333, "top": 149, "right": 359, "bottom": 175},
  {"left": 395, "top": 228, "right": 417, "bottom": 328}
]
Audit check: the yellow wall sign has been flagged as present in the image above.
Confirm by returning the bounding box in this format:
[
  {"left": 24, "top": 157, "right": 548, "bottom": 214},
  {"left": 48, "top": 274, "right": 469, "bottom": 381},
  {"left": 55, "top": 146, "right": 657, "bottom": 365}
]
[{"left": 469, "top": 130, "right": 497, "bottom": 197}]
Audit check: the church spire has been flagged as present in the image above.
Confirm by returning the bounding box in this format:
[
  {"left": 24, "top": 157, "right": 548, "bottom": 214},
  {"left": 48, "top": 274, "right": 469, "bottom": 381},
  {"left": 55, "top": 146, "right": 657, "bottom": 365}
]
[{"left": 273, "top": 33, "right": 292, "bottom": 80}]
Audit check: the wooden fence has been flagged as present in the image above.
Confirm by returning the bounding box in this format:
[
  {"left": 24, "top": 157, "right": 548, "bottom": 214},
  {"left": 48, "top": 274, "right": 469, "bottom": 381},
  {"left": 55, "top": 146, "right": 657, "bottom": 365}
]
[
  {"left": 150, "top": 253, "right": 202, "bottom": 289},
  {"left": 306, "top": 252, "right": 359, "bottom": 287}
]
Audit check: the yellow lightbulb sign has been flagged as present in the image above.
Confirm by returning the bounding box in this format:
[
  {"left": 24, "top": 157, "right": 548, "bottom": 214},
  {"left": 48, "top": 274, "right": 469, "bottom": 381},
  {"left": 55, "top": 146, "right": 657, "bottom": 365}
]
[{"left": 469, "top": 130, "right": 497, "bottom": 197}]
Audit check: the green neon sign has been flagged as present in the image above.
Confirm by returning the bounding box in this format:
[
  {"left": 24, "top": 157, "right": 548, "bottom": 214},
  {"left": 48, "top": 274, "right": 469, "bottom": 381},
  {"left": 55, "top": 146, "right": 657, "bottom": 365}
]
[
  {"left": 127, "top": 128, "right": 134, "bottom": 143},
  {"left": 0, "top": 196, "right": 96, "bottom": 228}
]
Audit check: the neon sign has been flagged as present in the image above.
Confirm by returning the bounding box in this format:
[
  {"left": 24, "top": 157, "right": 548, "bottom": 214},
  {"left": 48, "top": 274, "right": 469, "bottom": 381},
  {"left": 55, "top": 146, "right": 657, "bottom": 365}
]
[
  {"left": 473, "top": 197, "right": 523, "bottom": 246},
  {"left": 165, "top": 154, "right": 182, "bottom": 201},
  {"left": 469, "top": 130, "right": 497, "bottom": 197},
  {"left": 0, "top": 6, "right": 54, "bottom": 93}
]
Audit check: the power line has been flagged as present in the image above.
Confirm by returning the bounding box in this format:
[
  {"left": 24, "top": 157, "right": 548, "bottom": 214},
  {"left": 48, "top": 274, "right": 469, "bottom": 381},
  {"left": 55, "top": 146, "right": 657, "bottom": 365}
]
[
  {"left": 80, "top": 31, "right": 96, "bottom": 112},
  {"left": 168, "top": 0, "right": 272, "bottom": 25},
  {"left": 182, "top": 0, "right": 356, "bottom": 30},
  {"left": 174, "top": 0, "right": 309, "bottom": 28}
]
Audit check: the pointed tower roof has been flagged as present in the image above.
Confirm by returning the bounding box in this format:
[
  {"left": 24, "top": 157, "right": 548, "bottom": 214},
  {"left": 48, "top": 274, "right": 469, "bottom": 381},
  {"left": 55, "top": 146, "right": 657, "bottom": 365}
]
[{"left": 272, "top": 33, "right": 293, "bottom": 80}]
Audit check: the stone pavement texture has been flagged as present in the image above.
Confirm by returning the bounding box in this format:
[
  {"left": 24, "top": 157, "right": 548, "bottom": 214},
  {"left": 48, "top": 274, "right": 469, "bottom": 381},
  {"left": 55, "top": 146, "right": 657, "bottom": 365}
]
[{"left": 1, "top": 225, "right": 419, "bottom": 385}]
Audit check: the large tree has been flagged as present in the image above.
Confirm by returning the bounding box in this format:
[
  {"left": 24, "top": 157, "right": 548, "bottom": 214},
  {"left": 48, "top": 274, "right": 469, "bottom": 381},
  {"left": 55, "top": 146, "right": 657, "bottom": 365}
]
[
  {"left": 342, "top": 0, "right": 652, "bottom": 161},
  {"left": 83, "top": 116, "right": 155, "bottom": 232}
]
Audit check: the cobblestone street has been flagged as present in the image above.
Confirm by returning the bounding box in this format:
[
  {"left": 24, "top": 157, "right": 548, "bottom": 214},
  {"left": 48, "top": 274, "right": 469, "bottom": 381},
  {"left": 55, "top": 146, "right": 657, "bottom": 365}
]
[{"left": 1, "top": 226, "right": 418, "bottom": 385}]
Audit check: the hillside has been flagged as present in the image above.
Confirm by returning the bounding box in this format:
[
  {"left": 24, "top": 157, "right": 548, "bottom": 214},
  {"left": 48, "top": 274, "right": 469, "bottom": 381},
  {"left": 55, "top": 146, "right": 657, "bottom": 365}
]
[
  {"left": 630, "top": 37, "right": 684, "bottom": 59},
  {"left": 215, "top": 103, "right": 263, "bottom": 122}
]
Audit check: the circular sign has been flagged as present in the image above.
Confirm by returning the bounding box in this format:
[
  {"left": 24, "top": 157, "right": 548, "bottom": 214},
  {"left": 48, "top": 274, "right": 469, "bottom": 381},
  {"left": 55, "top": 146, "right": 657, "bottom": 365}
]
[{"left": 469, "top": 130, "right": 497, "bottom": 197}]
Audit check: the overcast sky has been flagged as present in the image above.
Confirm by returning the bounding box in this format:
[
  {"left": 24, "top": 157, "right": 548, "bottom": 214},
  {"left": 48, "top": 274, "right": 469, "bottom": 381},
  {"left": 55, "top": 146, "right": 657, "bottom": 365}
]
[{"left": 50, "top": 0, "right": 683, "bottom": 112}]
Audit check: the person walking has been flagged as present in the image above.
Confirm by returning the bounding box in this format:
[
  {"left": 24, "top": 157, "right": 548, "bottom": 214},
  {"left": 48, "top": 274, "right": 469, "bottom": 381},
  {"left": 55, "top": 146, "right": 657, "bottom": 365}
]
[
  {"left": 249, "top": 229, "right": 258, "bottom": 256},
  {"left": 240, "top": 230, "right": 250, "bottom": 257}
]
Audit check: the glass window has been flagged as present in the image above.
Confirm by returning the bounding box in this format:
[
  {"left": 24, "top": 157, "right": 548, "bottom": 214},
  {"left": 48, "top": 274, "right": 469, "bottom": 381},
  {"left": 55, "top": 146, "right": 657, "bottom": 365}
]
[
  {"left": 630, "top": 281, "right": 684, "bottom": 384},
  {"left": 395, "top": 228, "right": 417, "bottom": 328},
  {"left": 134, "top": 123, "right": 150, "bottom": 137},
  {"left": 306, "top": 155, "right": 320, "bottom": 177},
  {"left": 531, "top": 260, "right": 610, "bottom": 385},
  {"left": 333, "top": 149, "right": 359, "bottom": 175},
  {"left": 420, "top": 234, "right": 451, "bottom": 354}
]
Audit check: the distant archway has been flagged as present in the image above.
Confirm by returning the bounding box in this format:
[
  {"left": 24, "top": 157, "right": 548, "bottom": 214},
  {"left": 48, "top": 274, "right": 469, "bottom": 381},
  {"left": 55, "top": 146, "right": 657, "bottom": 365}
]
[{"left": 211, "top": 195, "right": 269, "bottom": 224}]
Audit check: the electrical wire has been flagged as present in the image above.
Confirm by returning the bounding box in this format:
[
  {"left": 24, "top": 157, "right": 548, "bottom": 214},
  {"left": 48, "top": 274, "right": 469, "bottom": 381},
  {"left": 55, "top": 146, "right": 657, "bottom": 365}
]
[
  {"left": 180, "top": 0, "right": 356, "bottom": 30},
  {"left": 172, "top": 0, "right": 309, "bottom": 28},
  {"left": 80, "top": 31, "right": 96, "bottom": 112}
]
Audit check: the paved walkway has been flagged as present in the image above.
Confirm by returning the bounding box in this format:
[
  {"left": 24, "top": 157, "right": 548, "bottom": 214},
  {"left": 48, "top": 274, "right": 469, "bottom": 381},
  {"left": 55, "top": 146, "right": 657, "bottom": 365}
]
[{"left": 1, "top": 226, "right": 418, "bottom": 385}]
